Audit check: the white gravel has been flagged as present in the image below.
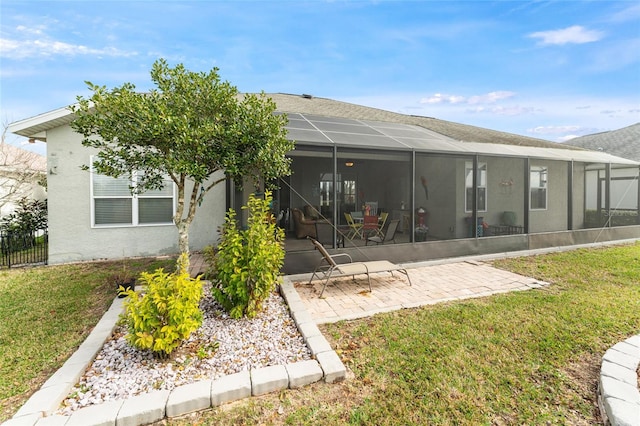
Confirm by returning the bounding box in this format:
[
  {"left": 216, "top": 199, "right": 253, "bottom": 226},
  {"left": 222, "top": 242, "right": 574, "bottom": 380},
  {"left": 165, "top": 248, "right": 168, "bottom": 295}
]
[{"left": 58, "top": 284, "right": 311, "bottom": 414}]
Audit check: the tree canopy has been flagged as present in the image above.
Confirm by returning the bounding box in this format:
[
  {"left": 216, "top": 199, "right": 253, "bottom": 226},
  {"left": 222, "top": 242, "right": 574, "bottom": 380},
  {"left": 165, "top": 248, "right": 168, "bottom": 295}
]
[{"left": 70, "top": 59, "right": 294, "bottom": 257}]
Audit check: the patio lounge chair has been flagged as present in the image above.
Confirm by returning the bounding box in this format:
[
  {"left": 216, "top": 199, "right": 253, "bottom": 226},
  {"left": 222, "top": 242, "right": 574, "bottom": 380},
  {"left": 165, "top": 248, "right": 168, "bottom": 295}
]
[{"left": 308, "top": 237, "right": 412, "bottom": 297}]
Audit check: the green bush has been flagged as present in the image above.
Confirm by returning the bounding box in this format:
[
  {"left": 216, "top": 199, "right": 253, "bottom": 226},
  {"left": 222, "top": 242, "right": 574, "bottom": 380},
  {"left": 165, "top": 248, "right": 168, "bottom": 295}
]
[
  {"left": 212, "top": 190, "right": 285, "bottom": 319},
  {"left": 121, "top": 253, "right": 203, "bottom": 358}
]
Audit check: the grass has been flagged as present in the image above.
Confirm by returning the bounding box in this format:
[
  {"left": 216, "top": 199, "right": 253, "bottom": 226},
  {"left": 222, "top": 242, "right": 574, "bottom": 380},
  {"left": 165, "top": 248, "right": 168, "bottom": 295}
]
[
  {"left": 1, "top": 244, "right": 638, "bottom": 424},
  {"left": 0, "top": 256, "right": 175, "bottom": 421},
  {"left": 165, "top": 243, "right": 640, "bottom": 425}
]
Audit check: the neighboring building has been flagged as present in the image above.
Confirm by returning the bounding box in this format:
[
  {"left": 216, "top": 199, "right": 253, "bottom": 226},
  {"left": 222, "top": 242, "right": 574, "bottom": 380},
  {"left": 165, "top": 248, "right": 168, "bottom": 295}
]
[
  {"left": 8, "top": 94, "right": 640, "bottom": 272},
  {"left": 0, "top": 143, "right": 47, "bottom": 218},
  {"left": 563, "top": 123, "right": 640, "bottom": 229},
  {"left": 564, "top": 123, "right": 640, "bottom": 161}
]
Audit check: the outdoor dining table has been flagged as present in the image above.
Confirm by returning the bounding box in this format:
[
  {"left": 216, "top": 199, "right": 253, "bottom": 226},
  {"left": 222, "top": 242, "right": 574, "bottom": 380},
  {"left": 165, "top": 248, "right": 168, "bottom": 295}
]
[{"left": 352, "top": 215, "right": 379, "bottom": 223}]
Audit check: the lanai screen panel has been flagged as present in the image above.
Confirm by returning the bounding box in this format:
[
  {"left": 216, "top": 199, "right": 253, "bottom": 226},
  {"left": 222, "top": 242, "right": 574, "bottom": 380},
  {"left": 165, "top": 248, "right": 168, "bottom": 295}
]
[
  {"left": 283, "top": 113, "right": 640, "bottom": 169},
  {"left": 325, "top": 132, "right": 407, "bottom": 148},
  {"left": 285, "top": 114, "right": 459, "bottom": 150}
]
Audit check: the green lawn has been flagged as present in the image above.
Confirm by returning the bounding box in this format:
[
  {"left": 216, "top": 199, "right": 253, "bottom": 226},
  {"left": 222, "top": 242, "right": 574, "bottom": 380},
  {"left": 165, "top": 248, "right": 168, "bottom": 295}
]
[
  {"left": 167, "top": 243, "right": 640, "bottom": 425},
  {"left": 1, "top": 244, "right": 639, "bottom": 425},
  {"left": 0, "top": 257, "right": 175, "bottom": 421}
]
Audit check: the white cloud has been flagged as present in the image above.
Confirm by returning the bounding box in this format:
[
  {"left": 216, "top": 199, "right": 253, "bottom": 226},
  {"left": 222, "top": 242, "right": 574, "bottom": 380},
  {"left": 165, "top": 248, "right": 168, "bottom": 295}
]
[
  {"left": 15, "top": 24, "right": 47, "bottom": 36},
  {"left": 420, "top": 93, "right": 466, "bottom": 104},
  {"left": 467, "top": 105, "right": 534, "bottom": 116},
  {"left": 0, "top": 31, "right": 137, "bottom": 60},
  {"left": 528, "top": 125, "right": 582, "bottom": 135},
  {"left": 467, "top": 91, "right": 516, "bottom": 104},
  {"left": 420, "top": 90, "right": 516, "bottom": 106},
  {"left": 608, "top": 3, "right": 640, "bottom": 23},
  {"left": 528, "top": 25, "right": 604, "bottom": 46},
  {"left": 527, "top": 125, "right": 611, "bottom": 142},
  {"left": 558, "top": 135, "right": 581, "bottom": 142}
]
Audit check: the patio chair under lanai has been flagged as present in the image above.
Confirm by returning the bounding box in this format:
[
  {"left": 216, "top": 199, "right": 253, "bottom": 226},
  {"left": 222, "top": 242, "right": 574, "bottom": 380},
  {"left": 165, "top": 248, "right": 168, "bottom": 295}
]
[
  {"left": 344, "top": 212, "right": 363, "bottom": 240},
  {"left": 362, "top": 215, "right": 380, "bottom": 239},
  {"left": 366, "top": 218, "right": 400, "bottom": 245}
]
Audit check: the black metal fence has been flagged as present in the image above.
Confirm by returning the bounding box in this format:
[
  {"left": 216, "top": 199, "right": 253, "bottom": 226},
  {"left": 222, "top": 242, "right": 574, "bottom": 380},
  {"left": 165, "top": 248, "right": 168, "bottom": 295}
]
[{"left": 0, "top": 228, "right": 48, "bottom": 268}]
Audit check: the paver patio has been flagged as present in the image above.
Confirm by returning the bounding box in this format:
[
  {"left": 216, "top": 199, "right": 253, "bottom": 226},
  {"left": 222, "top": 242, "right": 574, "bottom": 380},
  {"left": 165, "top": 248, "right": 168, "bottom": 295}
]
[{"left": 292, "top": 260, "right": 548, "bottom": 324}]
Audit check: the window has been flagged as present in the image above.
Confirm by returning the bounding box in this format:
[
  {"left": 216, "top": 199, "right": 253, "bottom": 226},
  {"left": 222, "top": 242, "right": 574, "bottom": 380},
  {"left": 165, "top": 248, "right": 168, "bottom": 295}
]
[
  {"left": 319, "top": 173, "right": 340, "bottom": 207},
  {"left": 465, "top": 162, "right": 487, "bottom": 212},
  {"left": 343, "top": 179, "right": 356, "bottom": 205},
  {"left": 91, "top": 165, "right": 175, "bottom": 227},
  {"left": 530, "top": 166, "right": 548, "bottom": 210}
]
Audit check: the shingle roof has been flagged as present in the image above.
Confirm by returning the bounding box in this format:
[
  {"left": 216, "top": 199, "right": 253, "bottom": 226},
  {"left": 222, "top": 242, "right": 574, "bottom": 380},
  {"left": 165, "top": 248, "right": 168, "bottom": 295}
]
[
  {"left": 267, "top": 93, "right": 584, "bottom": 150},
  {"left": 563, "top": 123, "right": 640, "bottom": 162},
  {"left": 10, "top": 92, "right": 628, "bottom": 160}
]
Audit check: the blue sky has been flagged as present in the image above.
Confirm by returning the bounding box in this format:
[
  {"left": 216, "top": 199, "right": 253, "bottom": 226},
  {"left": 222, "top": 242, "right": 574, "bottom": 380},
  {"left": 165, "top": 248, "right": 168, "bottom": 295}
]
[{"left": 1, "top": 0, "right": 639, "bottom": 155}]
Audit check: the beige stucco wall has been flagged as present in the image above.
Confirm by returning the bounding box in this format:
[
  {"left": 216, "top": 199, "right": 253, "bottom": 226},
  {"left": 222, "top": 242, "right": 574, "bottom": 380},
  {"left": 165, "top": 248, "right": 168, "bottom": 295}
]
[
  {"left": 46, "top": 125, "right": 226, "bottom": 264},
  {"left": 528, "top": 160, "right": 569, "bottom": 233}
]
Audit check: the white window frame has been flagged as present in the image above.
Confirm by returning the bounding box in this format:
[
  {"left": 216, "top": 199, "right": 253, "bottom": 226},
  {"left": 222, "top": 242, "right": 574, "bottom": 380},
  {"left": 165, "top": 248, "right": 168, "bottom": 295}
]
[
  {"left": 530, "top": 165, "right": 548, "bottom": 210},
  {"left": 90, "top": 161, "right": 176, "bottom": 228},
  {"left": 465, "top": 162, "right": 487, "bottom": 213}
]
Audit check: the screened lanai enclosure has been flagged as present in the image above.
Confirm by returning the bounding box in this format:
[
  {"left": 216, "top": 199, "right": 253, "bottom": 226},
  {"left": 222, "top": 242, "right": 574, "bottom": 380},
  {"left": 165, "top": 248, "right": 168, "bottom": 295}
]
[{"left": 230, "top": 109, "right": 640, "bottom": 274}]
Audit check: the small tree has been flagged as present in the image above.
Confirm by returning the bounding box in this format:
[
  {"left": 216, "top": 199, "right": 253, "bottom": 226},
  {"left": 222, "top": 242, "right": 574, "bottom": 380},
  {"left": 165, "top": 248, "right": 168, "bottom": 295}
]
[
  {"left": 70, "top": 59, "right": 294, "bottom": 266},
  {"left": 0, "top": 198, "right": 47, "bottom": 234},
  {"left": 0, "top": 198, "right": 47, "bottom": 254}
]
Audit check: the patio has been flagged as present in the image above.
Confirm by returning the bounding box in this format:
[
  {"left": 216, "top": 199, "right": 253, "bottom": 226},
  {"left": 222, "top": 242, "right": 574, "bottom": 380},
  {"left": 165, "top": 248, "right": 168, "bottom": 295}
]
[
  {"left": 190, "top": 252, "right": 549, "bottom": 326},
  {"left": 289, "top": 259, "right": 548, "bottom": 324}
]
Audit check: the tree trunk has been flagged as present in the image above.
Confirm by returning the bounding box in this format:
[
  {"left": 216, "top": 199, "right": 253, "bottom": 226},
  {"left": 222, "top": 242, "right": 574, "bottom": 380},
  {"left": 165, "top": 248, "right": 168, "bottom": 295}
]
[{"left": 177, "top": 221, "right": 190, "bottom": 270}]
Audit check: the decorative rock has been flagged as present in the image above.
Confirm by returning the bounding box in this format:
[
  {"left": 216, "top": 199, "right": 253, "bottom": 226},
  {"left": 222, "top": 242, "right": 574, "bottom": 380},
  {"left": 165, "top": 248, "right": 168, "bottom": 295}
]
[{"left": 57, "top": 289, "right": 311, "bottom": 414}]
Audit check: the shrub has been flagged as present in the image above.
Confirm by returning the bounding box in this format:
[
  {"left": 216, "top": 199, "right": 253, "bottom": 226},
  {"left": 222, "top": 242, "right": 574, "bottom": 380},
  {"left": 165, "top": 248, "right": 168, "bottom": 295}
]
[
  {"left": 0, "top": 198, "right": 47, "bottom": 234},
  {"left": 0, "top": 198, "right": 48, "bottom": 254},
  {"left": 212, "top": 190, "right": 285, "bottom": 319},
  {"left": 121, "top": 253, "right": 203, "bottom": 358}
]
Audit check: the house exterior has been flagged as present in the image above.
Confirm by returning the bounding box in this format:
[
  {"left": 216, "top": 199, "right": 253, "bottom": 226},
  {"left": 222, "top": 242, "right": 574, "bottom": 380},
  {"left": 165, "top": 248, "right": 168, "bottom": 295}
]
[
  {"left": 0, "top": 143, "right": 47, "bottom": 218},
  {"left": 564, "top": 123, "right": 640, "bottom": 227},
  {"left": 564, "top": 123, "right": 640, "bottom": 162},
  {"left": 8, "top": 94, "right": 640, "bottom": 272},
  {"left": 8, "top": 108, "right": 225, "bottom": 264}
]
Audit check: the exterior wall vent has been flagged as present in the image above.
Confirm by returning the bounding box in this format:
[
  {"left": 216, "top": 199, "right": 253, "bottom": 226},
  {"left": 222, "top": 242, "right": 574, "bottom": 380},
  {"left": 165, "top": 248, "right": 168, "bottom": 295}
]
[{"left": 301, "top": 94, "right": 313, "bottom": 99}]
